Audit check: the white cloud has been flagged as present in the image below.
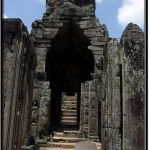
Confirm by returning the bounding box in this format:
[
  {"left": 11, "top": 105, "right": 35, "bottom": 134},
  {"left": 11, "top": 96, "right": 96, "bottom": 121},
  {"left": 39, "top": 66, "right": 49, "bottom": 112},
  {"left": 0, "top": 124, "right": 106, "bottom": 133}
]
[
  {"left": 96, "top": 0, "right": 103, "bottom": 4},
  {"left": 3, "top": 14, "right": 8, "bottom": 18},
  {"left": 117, "top": 0, "right": 144, "bottom": 28}
]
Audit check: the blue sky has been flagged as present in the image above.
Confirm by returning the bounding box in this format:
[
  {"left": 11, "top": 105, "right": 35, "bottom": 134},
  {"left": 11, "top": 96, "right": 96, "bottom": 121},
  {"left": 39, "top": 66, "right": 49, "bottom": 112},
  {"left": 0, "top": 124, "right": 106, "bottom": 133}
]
[{"left": 3, "top": 0, "right": 144, "bottom": 38}]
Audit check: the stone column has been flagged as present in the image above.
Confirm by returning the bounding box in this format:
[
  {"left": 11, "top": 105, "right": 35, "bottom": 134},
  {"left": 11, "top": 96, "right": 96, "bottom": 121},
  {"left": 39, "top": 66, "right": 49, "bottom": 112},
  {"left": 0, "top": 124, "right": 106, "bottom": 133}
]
[
  {"left": 120, "top": 23, "right": 144, "bottom": 150},
  {"left": 101, "top": 38, "right": 121, "bottom": 150},
  {"left": 80, "top": 79, "right": 100, "bottom": 141},
  {"left": 80, "top": 83, "right": 85, "bottom": 134},
  {"left": 89, "top": 78, "right": 100, "bottom": 141}
]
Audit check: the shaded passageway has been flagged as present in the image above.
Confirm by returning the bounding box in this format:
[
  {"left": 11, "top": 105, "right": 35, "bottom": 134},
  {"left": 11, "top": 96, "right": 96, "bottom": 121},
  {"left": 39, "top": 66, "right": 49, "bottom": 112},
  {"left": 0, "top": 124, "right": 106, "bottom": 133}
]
[{"left": 45, "top": 21, "right": 94, "bottom": 130}]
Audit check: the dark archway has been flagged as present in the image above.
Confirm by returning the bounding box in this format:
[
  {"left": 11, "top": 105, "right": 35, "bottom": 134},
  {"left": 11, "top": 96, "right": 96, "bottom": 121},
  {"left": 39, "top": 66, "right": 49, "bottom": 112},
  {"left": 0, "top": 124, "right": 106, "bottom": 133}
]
[{"left": 45, "top": 21, "right": 94, "bottom": 130}]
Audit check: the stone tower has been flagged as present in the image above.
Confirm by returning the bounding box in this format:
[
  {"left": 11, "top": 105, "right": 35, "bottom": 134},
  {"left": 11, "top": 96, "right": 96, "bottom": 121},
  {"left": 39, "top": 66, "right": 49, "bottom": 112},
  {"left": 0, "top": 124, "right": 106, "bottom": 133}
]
[{"left": 30, "top": 0, "right": 108, "bottom": 146}]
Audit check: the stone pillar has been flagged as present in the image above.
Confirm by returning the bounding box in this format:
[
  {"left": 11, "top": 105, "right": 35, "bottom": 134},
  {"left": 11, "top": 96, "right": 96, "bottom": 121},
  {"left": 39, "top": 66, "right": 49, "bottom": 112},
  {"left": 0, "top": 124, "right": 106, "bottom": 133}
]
[
  {"left": 31, "top": 80, "right": 51, "bottom": 141},
  {"left": 80, "top": 81, "right": 91, "bottom": 139},
  {"left": 21, "top": 41, "right": 36, "bottom": 147},
  {"left": 32, "top": 48, "right": 51, "bottom": 141},
  {"left": 120, "top": 23, "right": 144, "bottom": 150},
  {"left": 2, "top": 19, "right": 35, "bottom": 150},
  {"left": 101, "top": 38, "right": 121, "bottom": 150},
  {"left": 2, "top": 41, "right": 18, "bottom": 150},
  {"left": 38, "top": 83, "right": 51, "bottom": 139},
  {"left": 80, "top": 83, "right": 85, "bottom": 134},
  {"left": 80, "top": 79, "right": 99, "bottom": 141},
  {"left": 89, "top": 78, "right": 99, "bottom": 141}
]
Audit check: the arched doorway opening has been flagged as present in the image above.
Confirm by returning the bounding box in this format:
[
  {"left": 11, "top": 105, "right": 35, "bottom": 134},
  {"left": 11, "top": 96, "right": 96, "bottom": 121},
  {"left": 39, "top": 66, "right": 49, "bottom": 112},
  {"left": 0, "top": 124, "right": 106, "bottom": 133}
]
[{"left": 45, "top": 21, "right": 94, "bottom": 131}]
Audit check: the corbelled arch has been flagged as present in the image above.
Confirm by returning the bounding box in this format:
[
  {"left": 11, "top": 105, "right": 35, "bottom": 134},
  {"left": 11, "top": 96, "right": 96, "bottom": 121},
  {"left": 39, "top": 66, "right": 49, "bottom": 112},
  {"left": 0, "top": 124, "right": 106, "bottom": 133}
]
[{"left": 45, "top": 21, "right": 95, "bottom": 129}]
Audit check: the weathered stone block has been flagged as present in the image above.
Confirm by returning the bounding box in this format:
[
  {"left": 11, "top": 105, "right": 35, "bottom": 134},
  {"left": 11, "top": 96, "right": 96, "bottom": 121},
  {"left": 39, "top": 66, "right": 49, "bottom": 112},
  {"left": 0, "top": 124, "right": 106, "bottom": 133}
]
[
  {"left": 43, "top": 32, "right": 57, "bottom": 39},
  {"left": 31, "top": 123, "right": 38, "bottom": 138},
  {"left": 37, "top": 54, "right": 46, "bottom": 61},
  {"left": 33, "top": 88, "right": 42, "bottom": 101},
  {"left": 78, "top": 19, "right": 100, "bottom": 29},
  {"left": 35, "top": 47, "right": 49, "bottom": 55},
  {"left": 33, "top": 79, "right": 42, "bottom": 88},
  {"left": 43, "top": 22, "right": 63, "bottom": 28},
  {"left": 75, "top": 141, "right": 98, "bottom": 150},
  {"left": 42, "top": 28, "right": 59, "bottom": 32},
  {"left": 94, "top": 55, "right": 102, "bottom": 60},
  {"left": 34, "top": 43, "right": 51, "bottom": 48},
  {"left": 32, "top": 28, "right": 43, "bottom": 38},
  {"left": 46, "top": 5, "right": 54, "bottom": 13},
  {"left": 88, "top": 45, "right": 103, "bottom": 51},
  {"left": 91, "top": 36, "right": 107, "bottom": 42},
  {"left": 32, "top": 20, "right": 43, "bottom": 28},
  {"left": 43, "top": 18, "right": 61, "bottom": 23},
  {"left": 35, "top": 61, "right": 46, "bottom": 72},
  {"left": 90, "top": 41, "right": 106, "bottom": 46},
  {"left": 92, "top": 50, "right": 103, "bottom": 55},
  {"left": 84, "top": 31, "right": 103, "bottom": 38},
  {"left": 41, "top": 89, "right": 51, "bottom": 96}
]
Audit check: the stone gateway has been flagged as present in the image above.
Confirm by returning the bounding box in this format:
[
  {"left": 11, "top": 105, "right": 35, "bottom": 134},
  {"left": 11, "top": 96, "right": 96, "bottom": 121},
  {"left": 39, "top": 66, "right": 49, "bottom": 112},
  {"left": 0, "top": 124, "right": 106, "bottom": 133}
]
[{"left": 2, "top": 0, "right": 144, "bottom": 150}]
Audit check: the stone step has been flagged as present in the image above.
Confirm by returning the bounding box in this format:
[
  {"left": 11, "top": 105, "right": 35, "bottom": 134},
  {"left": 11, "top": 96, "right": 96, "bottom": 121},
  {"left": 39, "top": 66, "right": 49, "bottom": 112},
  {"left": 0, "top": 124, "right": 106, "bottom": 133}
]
[
  {"left": 53, "top": 132, "right": 64, "bottom": 137},
  {"left": 61, "top": 120, "right": 77, "bottom": 125},
  {"left": 61, "top": 109, "right": 77, "bottom": 113},
  {"left": 62, "top": 98, "right": 77, "bottom": 101},
  {"left": 62, "top": 100, "right": 76, "bottom": 103},
  {"left": 62, "top": 101, "right": 77, "bottom": 105},
  {"left": 61, "top": 102, "right": 77, "bottom": 106},
  {"left": 63, "top": 130, "right": 79, "bottom": 134},
  {"left": 62, "top": 112, "right": 77, "bottom": 117},
  {"left": 52, "top": 136, "right": 84, "bottom": 142},
  {"left": 62, "top": 103, "right": 77, "bottom": 107},
  {"left": 40, "top": 148, "right": 74, "bottom": 150},
  {"left": 47, "top": 142, "right": 76, "bottom": 149},
  {"left": 53, "top": 133, "right": 83, "bottom": 139},
  {"left": 61, "top": 116, "right": 77, "bottom": 121},
  {"left": 53, "top": 130, "right": 82, "bottom": 135},
  {"left": 61, "top": 106, "right": 77, "bottom": 110}
]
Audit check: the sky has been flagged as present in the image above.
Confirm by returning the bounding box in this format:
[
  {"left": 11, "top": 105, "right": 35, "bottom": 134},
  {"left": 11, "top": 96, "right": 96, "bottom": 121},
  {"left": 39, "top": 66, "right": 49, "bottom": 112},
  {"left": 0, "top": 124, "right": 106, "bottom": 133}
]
[{"left": 3, "top": 0, "right": 144, "bottom": 38}]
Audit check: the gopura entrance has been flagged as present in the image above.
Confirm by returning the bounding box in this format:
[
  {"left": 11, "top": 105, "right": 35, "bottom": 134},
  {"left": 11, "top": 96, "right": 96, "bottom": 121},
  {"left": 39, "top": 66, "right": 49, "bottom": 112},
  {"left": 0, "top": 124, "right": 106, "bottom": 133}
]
[
  {"left": 45, "top": 22, "right": 94, "bottom": 130},
  {"left": 30, "top": 0, "right": 108, "bottom": 147}
]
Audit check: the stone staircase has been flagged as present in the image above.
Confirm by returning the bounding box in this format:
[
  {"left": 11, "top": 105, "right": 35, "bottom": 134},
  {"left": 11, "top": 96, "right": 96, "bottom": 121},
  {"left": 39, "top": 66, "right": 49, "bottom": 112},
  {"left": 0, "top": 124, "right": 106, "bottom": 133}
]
[
  {"left": 60, "top": 94, "right": 77, "bottom": 126},
  {"left": 39, "top": 129, "right": 85, "bottom": 150},
  {"left": 39, "top": 94, "right": 102, "bottom": 150},
  {"left": 39, "top": 94, "right": 84, "bottom": 149}
]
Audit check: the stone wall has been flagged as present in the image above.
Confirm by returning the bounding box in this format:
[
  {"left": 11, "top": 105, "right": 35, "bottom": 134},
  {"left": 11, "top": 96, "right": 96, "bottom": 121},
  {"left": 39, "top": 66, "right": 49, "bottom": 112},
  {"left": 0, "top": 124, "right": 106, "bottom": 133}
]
[
  {"left": 101, "top": 23, "right": 144, "bottom": 150},
  {"left": 2, "top": 19, "right": 36, "bottom": 150},
  {"left": 120, "top": 23, "right": 144, "bottom": 150}
]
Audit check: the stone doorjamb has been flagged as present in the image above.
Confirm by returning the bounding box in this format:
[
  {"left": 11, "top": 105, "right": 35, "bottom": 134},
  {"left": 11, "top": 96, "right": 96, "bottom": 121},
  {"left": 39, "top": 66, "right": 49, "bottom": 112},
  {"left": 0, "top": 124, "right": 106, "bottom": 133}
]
[{"left": 80, "top": 77, "right": 100, "bottom": 142}]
